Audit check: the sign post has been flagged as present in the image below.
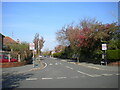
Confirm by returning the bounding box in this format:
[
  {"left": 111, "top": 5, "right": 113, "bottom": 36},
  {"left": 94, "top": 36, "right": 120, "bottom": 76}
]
[
  {"left": 102, "top": 44, "right": 107, "bottom": 65},
  {"left": 29, "top": 43, "right": 35, "bottom": 68}
]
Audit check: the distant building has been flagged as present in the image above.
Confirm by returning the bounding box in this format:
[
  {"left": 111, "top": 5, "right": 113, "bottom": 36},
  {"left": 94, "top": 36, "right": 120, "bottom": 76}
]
[
  {"left": 0, "top": 33, "right": 5, "bottom": 51},
  {"left": 16, "top": 39, "right": 20, "bottom": 44},
  {"left": 54, "top": 45, "right": 65, "bottom": 53}
]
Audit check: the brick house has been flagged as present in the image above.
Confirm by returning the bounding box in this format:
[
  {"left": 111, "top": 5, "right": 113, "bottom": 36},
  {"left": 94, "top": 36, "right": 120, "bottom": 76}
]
[{"left": 3, "top": 36, "right": 17, "bottom": 45}]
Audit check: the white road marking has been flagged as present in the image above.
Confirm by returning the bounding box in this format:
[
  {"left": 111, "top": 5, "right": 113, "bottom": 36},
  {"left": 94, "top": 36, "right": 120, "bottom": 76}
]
[
  {"left": 61, "top": 60, "right": 66, "bottom": 62},
  {"left": 87, "top": 66, "right": 101, "bottom": 70},
  {"left": 55, "top": 63, "right": 59, "bottom": 65},
  {"left": 102, "top": 74, "right": 113, "bottom": 76},
  {"left": 116, "top": 73, "right": 120, "bottom": 75},
  {"left": 11, "top": 85, "right": 17, "bottom": 87},
  {"left": 66, "top": 66, "right": 73, "bottom": 70},
  {"left": 49, "top": 63, "right": 53, "bottom": 65},
  {"left": 41, "top": 78, "right": 53, "bottom": 80},
  {"left": 77, "top": 70, "right": 116, "bottom": 77},
  {"left": 77, "top": 70, "right": 94, "bottom": 77},
  {"left": 59, "top": 63, "right": 62, "bottom": 65},
  {"left": 2, "top": 72, "right": 6, "bottom": 74},
  {"left": 57, "top": 77, "right": 67, "bottom": 79},
  {"left": 69, "top": 62, "right": 76, "bottom": 64},
  {"left": 26, "top": 78, "right": 38, "bottom": 80},
  {"left": 43, "top": 62, "right": 47, "bottom": 69},
  {"left": 92, "top": 74, "right": 102, "bottom": 77},
  {"left": 78, "top": 64, "right": 105, "bottom": 70}
]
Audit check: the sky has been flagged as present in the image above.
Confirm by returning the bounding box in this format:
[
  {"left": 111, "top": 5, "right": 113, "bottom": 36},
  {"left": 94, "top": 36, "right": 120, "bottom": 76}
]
[{"left": 1, "top": 2, "right": 118, "bottom": 51}]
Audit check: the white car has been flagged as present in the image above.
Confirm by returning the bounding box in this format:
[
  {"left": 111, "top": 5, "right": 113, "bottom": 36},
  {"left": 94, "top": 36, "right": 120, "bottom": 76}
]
[
  {"left": 39, "top": 55, "right": 42, "bottom": 58},
  {"left": 39, "top": 55, "right": 44, "bottom": 60}
]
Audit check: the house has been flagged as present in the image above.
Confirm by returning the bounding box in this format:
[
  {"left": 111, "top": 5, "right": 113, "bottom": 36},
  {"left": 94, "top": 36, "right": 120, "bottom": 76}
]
[
  {"left": 3, "top": 36, "right": 17, "bottom": 45},
  {"left": 0, "top": 33, "right": 5, "bottom": 51}
]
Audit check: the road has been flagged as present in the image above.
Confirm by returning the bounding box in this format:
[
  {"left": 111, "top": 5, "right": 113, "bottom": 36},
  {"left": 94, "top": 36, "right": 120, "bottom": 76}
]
[{"left": 2, "top": 57, "right": 119, "bottom": 88}]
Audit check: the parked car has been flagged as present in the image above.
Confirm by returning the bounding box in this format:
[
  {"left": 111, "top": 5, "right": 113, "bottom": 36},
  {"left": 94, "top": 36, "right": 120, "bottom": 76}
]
[
  {"left": 39, "top": 55, "right": 44, "bottom": 60},
  {"left": 0, "top": 54, "right": 18, "bottom": 63}
]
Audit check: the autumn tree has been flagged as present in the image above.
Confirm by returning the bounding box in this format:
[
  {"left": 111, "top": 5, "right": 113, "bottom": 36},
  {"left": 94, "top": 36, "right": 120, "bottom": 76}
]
[{"left": 56, "top": 18, "right": 118, "bottom": 62}]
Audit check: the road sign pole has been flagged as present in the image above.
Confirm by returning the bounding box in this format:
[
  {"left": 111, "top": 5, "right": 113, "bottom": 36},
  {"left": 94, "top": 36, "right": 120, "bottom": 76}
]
[
  {"left": 102, "top": 44, "right": 107, "bottom": 66},
  {"left": 105, "top": 50, "right": 107, "bottom": 66},
  {"left": 29, "top": 43, "right": 35, "bottom": 68},
  {"left": 33, "top": 50, "right": 35, "bottom": 68}
]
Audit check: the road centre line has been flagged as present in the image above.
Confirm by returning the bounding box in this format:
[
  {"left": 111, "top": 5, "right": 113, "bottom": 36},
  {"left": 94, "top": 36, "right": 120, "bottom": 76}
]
[
  {"left": 26, "top": 78, "right": 38, "bottom": 80},
  {"left": 55, "top": 63, "right": 58, "bottom": 65},
  {"left": 49, "top": 63, "right": 53, "bottom": 65},
  {"left": 59, "top": 63, "right": 62, "bottom": 65},
  {"left": 66, "top": 66, "right": 73, "bottom": 70},
  {"left": 116, "top": 73, "right": 120, "bottom": 75},
  {"left": 57, "top": 77, "right": 67, "bottom": 79},
  {"left": 41, "top": 78, "right": 53, "bottom": 80}
]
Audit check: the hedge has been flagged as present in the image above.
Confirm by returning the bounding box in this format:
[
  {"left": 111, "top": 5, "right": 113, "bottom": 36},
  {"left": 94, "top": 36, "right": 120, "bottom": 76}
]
[
  {"left": 106, "top": 49, "right": 120, "bottom": 60},
  {"left": 52, "top": 52, "right": 62, "bottom": 58}
]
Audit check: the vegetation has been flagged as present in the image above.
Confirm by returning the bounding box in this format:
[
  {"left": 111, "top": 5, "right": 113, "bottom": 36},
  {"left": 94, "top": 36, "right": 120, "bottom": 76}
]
[
  {"left": 3, "top": 42, "right": 33, "bottom": 62},
  {"left": 107, "top": 50, "right": 120, "bottom": 61},
  {"left": 33, "top": 33, "right": 45, "bottom": 56},
  {"left": 3, "top": 33, "right": 45, "bottom": 63},
  {"left": 55, "top": 18, "right": 119, "bottom": 64}
]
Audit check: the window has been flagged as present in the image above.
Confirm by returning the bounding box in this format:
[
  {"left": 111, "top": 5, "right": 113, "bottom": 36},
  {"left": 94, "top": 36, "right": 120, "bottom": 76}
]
[
  {"left": 0, "top": 55, "right": 2, "bottom": 59},
  {"left": 3, "top": 55, "right": 8, "bottom": 60}
]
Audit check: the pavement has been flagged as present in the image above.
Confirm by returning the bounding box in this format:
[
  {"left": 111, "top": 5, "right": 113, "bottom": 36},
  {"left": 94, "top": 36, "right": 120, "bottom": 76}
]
[{"left": 2, "top": 59, "right": 44, "bottom": 75}]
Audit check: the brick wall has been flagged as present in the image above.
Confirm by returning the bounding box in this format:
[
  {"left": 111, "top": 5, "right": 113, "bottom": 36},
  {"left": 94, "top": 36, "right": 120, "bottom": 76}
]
[{"left": 0, "top": 61, "right": 27, "bottom": 68}]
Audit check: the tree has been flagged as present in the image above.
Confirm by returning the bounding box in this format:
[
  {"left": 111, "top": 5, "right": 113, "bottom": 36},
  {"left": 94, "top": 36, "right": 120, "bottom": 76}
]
[
  {"left": 3, "top": 41, "right": 33, "bottom": 62},
  {"left": 56, "top": 18, "right": 119, "bottom": 62},
  {"left": 33, "top": 33, "right": 45, "bottom": 54},
  {"left": 54, "top": 45, "right": 65, "bottom": 53}
]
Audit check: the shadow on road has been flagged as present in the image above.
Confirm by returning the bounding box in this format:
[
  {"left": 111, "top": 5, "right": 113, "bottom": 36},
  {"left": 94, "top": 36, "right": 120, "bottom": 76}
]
[{"left": 2, "top": 72, "right": 33, "bottom": 89}]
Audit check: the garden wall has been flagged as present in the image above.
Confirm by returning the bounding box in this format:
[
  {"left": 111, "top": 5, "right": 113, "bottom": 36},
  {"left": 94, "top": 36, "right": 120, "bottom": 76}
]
[{"left": 0, "top": 61, "right": 27, "bottom": 68}]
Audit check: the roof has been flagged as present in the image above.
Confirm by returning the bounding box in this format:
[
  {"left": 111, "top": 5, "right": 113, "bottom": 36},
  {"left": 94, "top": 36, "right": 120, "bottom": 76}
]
[
  {"left": 3, "top": 36, "right": 16, "bottom": 44},
  {"left": 0, "top": 33, "right": 5, "bottom": 37}
]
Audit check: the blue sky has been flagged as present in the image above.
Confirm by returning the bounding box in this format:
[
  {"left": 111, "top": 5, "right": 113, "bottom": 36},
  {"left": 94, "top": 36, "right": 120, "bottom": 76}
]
[{"left": 2, "top": 2, "right": 118, "bottom": 51}]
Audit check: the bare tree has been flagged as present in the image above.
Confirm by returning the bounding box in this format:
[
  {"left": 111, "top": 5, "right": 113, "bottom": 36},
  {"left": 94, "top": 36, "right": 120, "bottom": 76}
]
[{"left": 33, "top": 33, "right": 45, "bottom": 54}]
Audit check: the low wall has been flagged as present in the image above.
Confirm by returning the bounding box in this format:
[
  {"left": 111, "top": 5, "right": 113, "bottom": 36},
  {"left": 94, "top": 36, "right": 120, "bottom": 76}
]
[
  {"left": 0, "top": 61, "right": 27, "bottom": 68},
  {"left": 108, "top": 61, "right": 120, "bottom": 66}
]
